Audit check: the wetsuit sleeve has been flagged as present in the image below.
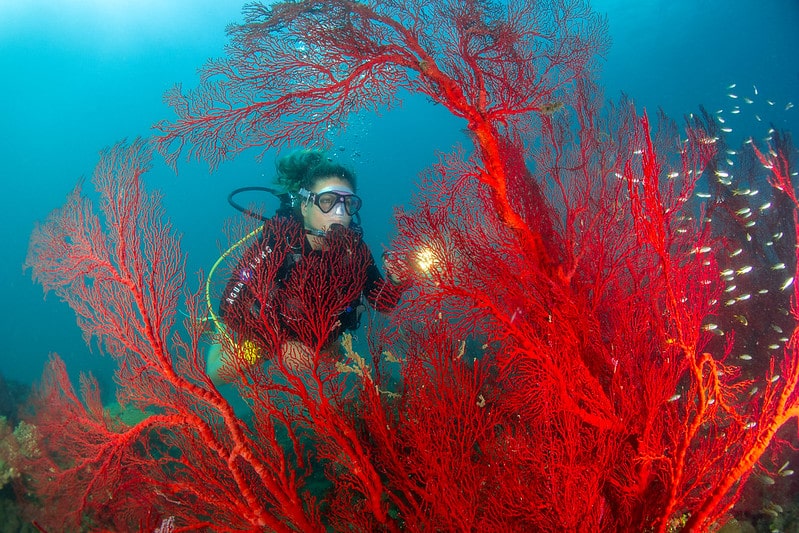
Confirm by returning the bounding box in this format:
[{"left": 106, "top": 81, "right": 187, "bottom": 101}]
[{"left": 218, "top": 232, "right": 277, "bottom": 347}]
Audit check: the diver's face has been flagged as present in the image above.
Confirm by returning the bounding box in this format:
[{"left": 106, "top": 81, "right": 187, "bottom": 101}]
[{"left": 301, "top": 176, "right": 354, "bottom": 233}]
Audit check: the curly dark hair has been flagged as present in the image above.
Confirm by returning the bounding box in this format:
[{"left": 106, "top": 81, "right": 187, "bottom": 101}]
[{"left": 274, "top": 149, "right": 357, "bottom": 194}]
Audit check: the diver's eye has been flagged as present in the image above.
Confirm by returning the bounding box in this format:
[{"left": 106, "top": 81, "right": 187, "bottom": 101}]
[
  {"left": 317, "top": 193, "right": 337, "bottom": 212},
  {"left": 343, "top": 195, "right": 362, "bottom": 215}
]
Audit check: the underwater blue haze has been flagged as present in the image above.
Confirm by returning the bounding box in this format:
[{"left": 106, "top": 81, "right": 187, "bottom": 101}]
[{"left": 0, "top": 0, "right": 797, "bottom": 395}]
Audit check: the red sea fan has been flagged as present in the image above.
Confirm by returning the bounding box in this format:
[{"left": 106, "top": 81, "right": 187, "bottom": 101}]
[{"left": 22, "top": 1, "right": 799, "bottom": 531}]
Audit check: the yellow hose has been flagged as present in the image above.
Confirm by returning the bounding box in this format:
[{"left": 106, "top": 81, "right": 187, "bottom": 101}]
[{"left": 204, "top": 226, "right": 262, "bottom": 336}]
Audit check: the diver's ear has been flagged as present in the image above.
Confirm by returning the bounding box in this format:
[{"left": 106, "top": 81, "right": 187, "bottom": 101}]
[{"left": 300, "top": 201, "right": 308, "bottom": 218}]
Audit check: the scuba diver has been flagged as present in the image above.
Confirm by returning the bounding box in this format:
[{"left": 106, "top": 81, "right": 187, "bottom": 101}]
[{"left": 206, "top": 149, "right": 407, "bottom": 383}]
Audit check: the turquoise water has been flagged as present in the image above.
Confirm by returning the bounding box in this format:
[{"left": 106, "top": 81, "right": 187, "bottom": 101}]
[{"left": 0, "top": 0, "right": 797, "bottom": 387}]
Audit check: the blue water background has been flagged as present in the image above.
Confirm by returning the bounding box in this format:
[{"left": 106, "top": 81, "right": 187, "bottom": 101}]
[{"left": 0, "top": 0, "right": 797, "bottom": 390}]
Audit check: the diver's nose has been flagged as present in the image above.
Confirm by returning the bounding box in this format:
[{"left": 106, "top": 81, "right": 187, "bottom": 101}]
[{"left": 333, "top": 202, "right": 346, "bottom": 216}]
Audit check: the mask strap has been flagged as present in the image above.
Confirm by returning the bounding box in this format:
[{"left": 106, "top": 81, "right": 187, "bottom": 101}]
[{"left": 298, "top": 187, "right": 314, "bottom": 206}]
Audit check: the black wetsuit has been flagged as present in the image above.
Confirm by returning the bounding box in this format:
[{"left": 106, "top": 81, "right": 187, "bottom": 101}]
[{"left": 219, "top": 216, "right": 402, "bottom": 353}]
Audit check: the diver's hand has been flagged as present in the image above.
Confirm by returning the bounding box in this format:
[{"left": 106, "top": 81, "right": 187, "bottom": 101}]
[
  {"left": 282, "top": 340, "right": 315, "bottom": 373},
  {"left": 382, "top": 251, "right": 407, "bottom": 286}
]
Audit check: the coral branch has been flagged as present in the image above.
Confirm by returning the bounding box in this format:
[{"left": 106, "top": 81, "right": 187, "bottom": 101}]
[{"left": 25, "top": 140, "right": 321, "bottom": 531}]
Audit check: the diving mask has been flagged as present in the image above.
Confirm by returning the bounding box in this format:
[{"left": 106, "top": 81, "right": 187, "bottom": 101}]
[{"left": 298, "top": 186, "right": 362, "bottom": 216}]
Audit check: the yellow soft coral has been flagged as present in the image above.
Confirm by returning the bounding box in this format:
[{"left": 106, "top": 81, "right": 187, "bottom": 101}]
[{"left": 0, "top": 417, "right": 40, "bottom": 489}]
